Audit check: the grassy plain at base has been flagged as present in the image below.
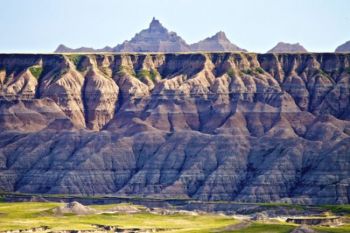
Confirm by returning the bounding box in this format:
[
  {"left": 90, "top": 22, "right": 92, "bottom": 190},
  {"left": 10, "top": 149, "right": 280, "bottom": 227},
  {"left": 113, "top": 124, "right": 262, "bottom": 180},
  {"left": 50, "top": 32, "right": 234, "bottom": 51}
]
[{"left": 0, "top": 202, "right": 238, "bottom": 232}]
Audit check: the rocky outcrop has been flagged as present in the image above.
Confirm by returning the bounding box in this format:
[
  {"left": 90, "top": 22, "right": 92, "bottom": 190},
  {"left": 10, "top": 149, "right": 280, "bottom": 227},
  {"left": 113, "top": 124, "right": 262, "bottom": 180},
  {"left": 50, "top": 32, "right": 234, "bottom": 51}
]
[
  {"left": 268, "top": 42, "right": 308, "bottom": 53},
  {"left": 335, "top": 41, "right": 350, "bottom": 52},
  {"left": 286, "top": 217, "right": 341, "bottom": 226},
  {"left": 0, "top": 52, "right": 350, "bottom": 204},
  {"left": 55, "top": 18, "right": 246, "bottom": 53},
  {"left": 190, "top": 31, "right": 246, "bottom": 52},
  {"left": 53, "top": 201, "right": 97, "bottom": 215},
  {"left": 114, "top": 18, "right": 190, "bottom": 53}
]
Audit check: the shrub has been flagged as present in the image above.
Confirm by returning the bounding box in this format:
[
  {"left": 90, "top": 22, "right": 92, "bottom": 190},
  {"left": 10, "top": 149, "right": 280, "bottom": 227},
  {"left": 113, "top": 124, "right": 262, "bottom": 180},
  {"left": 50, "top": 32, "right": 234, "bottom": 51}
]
[
  {"left": 255, "top": 67, "right": 264, "bottom": 74},
  {"left": 242, "top": 69, "right": 253, "bottom": 75},
  {"left": 150, "top": 69, "right": 160, "bottom": 82},
  {"left": 117, "top": 66, "right": 135, "bottom": 76},
  {"left": 227, "top": 68, "right": 236, "bottom": 77},
  {"left": 137, "top": 69, "right": 151, "bottom": 79},
  {"left": 67, "top": 55, "right": 83, "bottom": 67},
  {"left": 29, "top": 67, "right": 43, "bottom": 79},
  {"left": 137, "top": 69, "right": 159, "bottom": 82}
]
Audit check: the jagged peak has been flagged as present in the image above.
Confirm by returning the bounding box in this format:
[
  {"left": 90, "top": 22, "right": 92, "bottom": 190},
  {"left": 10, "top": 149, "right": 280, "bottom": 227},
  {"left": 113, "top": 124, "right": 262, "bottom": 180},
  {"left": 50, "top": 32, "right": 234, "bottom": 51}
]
[
  {"left": 55, "top": 44, "right": 71, "bottom": 51},
  {"left": 150, "top": 17, "right": 161, "bottom": 27},
  {"left": 57, "top": 44, "right": 68, "bottom": 49},
  {"left": 148, "top": 17, "right": 166, "bottom": 32},
  {"left": 213, "top": 31, "right": 227, "bottom": 40}
]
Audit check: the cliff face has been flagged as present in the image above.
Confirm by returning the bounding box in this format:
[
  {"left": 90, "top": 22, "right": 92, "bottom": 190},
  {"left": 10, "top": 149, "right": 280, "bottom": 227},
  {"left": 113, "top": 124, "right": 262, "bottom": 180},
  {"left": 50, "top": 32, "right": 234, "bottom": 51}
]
[{"left": 0, "top": 52, "right": 350, "bottom": 204}]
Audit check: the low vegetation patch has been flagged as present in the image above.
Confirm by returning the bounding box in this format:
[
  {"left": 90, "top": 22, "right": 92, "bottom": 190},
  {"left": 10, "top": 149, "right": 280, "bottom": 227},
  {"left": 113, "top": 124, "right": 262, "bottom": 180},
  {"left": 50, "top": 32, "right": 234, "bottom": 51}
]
[
  {"left": 255, "top": 67, "right": 265, "bottom": 74},
  {"left": 29, "top": 66, "right": 43, "bottom": 79},
  {"left": 117, "top": 65, "right": 136, "bottom": 76},
  {"left": 241, "top": 69, "right": 253, "bottom": 75},
  {"left": 314, "top": 225, "right": 350, "bottom": 233},
  {"left": 320, "top": 204, "right": 350, "bottom": 215},
  {"left": 1, "top": 200, "right": 349, "bottom": 233},
  {"left": 0, "top": 202, "right": 238, "bottom": 232},
  {"left": 257, "top": 202, "right": 305, "bottom": 210},
  {"left": 227, "top": 68, "right": 236, "bottom": 77},
  {"left": 67, "top": 55, "right": 84, "bottom": 67},
  {"left": 136, "top": 69, "right": 159, "bottom": 82},
  {"left": 230, "top": 223, "right": 295, "bottom": 233}
]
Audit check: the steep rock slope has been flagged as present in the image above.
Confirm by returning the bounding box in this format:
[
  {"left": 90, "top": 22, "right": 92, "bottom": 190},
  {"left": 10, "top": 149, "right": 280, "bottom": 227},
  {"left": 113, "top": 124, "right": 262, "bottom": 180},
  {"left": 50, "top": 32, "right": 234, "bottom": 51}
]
[{"left": 0, "top": 53, "right": 350, "bottom": 204}]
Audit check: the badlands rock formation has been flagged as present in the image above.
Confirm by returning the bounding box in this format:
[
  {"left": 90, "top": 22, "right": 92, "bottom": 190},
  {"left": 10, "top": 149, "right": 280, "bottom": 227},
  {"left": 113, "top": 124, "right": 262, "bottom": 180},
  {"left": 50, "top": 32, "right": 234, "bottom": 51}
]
[
  {"left": 190, "top": 31, "right": 246, "bottom": 52},
  {"left": 0, "top": 52, "right": 350, "bottom": 204},
  {"left": 335, "top": 41, "right": 350, "bottom": 52},
  {"left": 114, "top": 18, "right": 190, "bottom": 52},
  {"left": 268, "top": 42, "right": 308, "bottom": 53},
  {"left": 55, "top": 18, "right": 246, "bottom": 53}
]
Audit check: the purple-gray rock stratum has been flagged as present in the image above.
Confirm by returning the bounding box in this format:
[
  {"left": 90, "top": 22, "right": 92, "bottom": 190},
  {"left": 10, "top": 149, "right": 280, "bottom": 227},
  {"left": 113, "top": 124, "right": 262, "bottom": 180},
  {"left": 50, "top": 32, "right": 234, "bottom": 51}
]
[{"left": 0, "top": 52, "right": 350, "bottom": 205}]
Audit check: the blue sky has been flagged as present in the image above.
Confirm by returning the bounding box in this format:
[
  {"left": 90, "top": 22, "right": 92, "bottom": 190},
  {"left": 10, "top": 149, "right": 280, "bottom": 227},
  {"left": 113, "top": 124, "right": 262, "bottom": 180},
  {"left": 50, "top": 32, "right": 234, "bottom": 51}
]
[{"left": 0, "top": 0, "right": 349, "bottom": 53}]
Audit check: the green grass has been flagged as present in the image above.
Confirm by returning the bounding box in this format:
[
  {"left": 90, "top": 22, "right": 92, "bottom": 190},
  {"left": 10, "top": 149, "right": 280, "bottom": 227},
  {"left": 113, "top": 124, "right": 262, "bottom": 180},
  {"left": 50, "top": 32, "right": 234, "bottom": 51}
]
[
  {"left": 242, "top": 69, "right": 253, "bottom": 75},
  {"left": 227, "top": 68, "right": 236, "bottom": 77},
  {"left": 255, "top": 67, "right": 265, "bottom": 74},
  {"left": 257, "top": 202, "right": 305, "bottom": 211},
  {"left": 318, "top": 69, "right": 332, "bottom": 79},
  {"left": 136, "top": 69, "right": 159, "bottom": 82},
  {"left": 29, "top": 67, "right": 43, "bottom": 79},
  {"left": 239, "top": 68, "right": 265, "bottom": 76},
  {"left": 314, "top": 225, "right": 350, "bottom": 233},
  {"left": 1, "top": 201, "right": 349, "bottom": 233},
  {"left": 67, "top": 54, "right": 83, "bottom": 67},
  {"left": 0, "top": 202, "right": 238, "bottom": 232},
  {"left": 150, "top": 69, "right": 160, "bottom": 81},
  {"left": 117, "top": 65, "right": 136, "bottom": 76},
  {"left": 320, "top": 205, "right": 350, "bottom": 215},
  {"left": 230, "top": 223, "right": 295, "bottom": 233}
]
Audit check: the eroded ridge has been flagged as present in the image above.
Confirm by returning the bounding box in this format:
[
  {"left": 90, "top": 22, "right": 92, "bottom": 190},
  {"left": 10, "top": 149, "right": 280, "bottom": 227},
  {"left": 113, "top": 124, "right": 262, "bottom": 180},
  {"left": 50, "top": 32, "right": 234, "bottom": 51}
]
[{"left": 0, "top": 53, "right": 350, "bottom": 204}]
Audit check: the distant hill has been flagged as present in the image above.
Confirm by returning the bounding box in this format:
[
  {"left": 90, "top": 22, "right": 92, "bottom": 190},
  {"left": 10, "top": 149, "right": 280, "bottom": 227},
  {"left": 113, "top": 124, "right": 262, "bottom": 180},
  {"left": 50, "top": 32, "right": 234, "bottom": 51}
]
[
  {"left": 335, "top": 41, "right": 350, "bottom": 52},
  {"left": 190, "top": 31, "right": 246, "bottom": 52},
  {"left": 267, "top": 42, "right": 307, "bottom": 53},
  {"left": 55, "top": 44, "right": 114, "bottom": 53},
  {"left": 54, "top": 18, "right": 245, "bottom": 53},
  {"left": 114, "top": 18, "right": 190, "bottom": 52}
]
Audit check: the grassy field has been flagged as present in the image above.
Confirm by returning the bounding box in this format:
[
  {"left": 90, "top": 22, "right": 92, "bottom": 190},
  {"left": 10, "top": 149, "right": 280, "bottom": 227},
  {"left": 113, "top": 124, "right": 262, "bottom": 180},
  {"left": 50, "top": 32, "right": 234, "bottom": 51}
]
[
  {"left": 0, "top": 202, "right": 241, "bottom": 232},
  {"left": 1, "top": 202, "right": 350, "bottom": 232},
  {"left": 320, "top": 205, "right": 350, "bottom": 216},
  {"left": 230, "top": 223, "right": 295, "bottom": 233}
]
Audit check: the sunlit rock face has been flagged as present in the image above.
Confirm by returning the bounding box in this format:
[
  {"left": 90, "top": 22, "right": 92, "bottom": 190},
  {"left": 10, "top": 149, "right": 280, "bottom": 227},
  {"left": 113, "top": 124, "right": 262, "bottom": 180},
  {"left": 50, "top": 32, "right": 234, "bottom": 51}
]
[{"left": 0, "top": 52, "right": 350, "bottom": 205}]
